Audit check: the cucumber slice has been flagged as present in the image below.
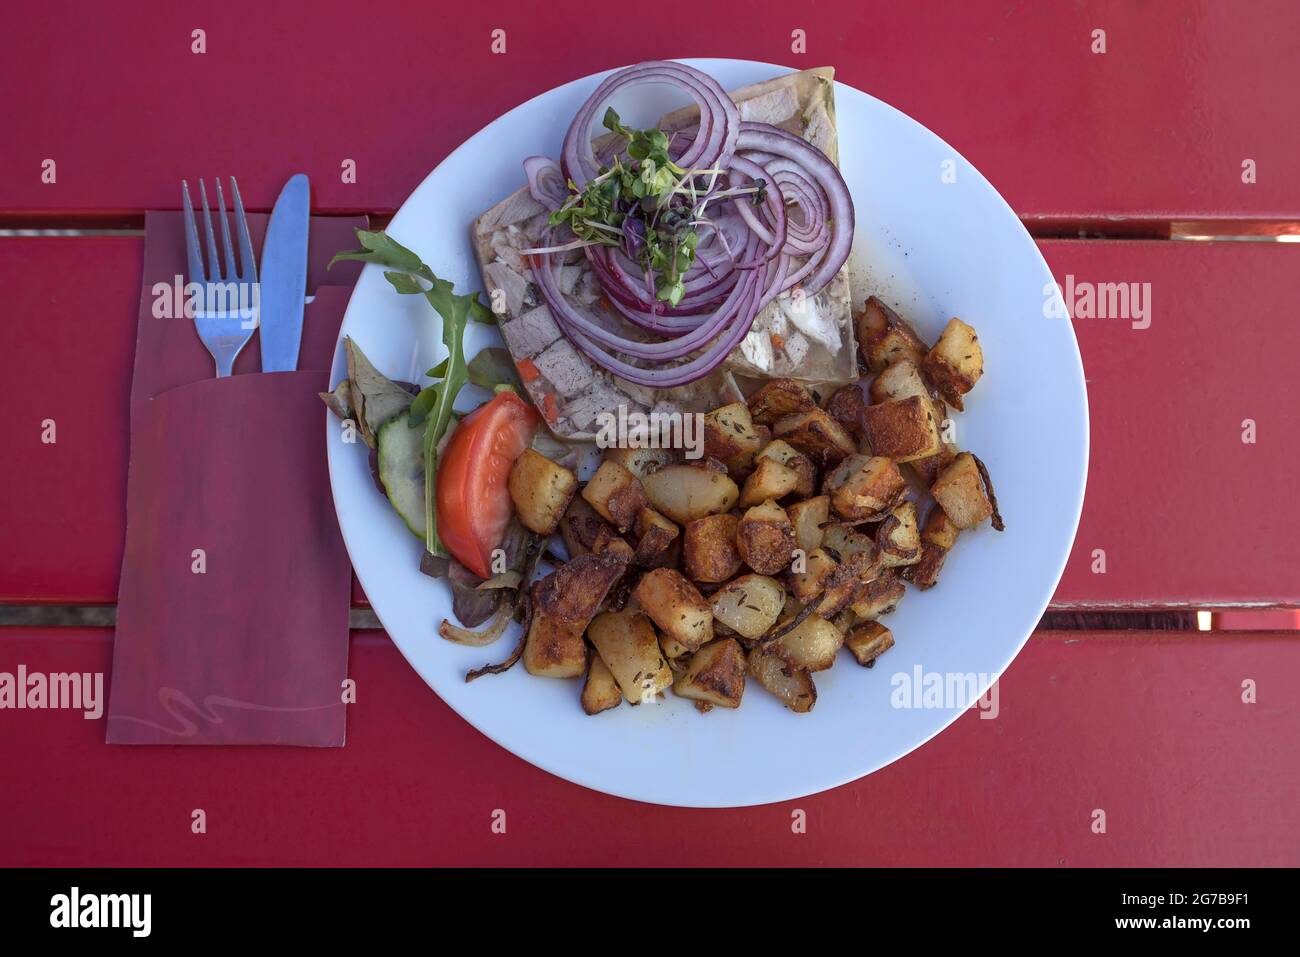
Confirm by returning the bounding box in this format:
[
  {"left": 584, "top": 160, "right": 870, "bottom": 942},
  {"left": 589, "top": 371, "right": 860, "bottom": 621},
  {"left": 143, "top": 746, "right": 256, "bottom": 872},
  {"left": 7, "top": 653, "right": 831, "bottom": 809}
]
[{"left": 376, "top": 412, "right": 426, "bottom": 541}]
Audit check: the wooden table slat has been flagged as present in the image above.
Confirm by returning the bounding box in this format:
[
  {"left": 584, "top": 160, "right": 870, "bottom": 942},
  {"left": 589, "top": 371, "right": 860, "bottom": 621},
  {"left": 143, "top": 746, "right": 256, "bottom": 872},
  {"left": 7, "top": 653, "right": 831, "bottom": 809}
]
[
  {"left": 2, "top": 1, "right": 1299, "bottom": 223},
  {"left": 0, "top": 627, "right": 1295, "bottom": 866}
]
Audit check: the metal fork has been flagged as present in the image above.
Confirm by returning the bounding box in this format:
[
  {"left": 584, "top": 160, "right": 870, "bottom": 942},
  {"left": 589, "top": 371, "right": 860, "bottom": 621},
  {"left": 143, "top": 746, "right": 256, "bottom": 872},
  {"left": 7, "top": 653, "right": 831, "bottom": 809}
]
[{"left": 181, "top": 178, "right": 258, "bottom": 377}]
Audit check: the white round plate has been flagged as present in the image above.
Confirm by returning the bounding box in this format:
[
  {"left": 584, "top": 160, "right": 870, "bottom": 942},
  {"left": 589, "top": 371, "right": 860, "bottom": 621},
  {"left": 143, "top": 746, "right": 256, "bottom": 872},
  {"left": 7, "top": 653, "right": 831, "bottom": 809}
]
[{"left": 327, "top": 59, "right": 1087, "bottom": 808}]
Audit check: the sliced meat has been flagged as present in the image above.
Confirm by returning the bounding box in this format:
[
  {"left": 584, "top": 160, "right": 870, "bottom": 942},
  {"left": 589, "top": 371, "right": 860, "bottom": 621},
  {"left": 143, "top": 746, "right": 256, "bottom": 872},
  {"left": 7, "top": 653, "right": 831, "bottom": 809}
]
[
  {"left": 498, "top": 304, "right": 562, "bottom": 359},
  {"left": 533, "top": 337, "right": 596, "bottom": 399}
]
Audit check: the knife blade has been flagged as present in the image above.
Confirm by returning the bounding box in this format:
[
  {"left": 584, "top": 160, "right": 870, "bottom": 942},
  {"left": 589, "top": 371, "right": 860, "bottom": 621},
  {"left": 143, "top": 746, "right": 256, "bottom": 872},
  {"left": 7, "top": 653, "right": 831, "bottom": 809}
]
[{"left": 258, "top": 173, "right": 310, "bottom": 372}]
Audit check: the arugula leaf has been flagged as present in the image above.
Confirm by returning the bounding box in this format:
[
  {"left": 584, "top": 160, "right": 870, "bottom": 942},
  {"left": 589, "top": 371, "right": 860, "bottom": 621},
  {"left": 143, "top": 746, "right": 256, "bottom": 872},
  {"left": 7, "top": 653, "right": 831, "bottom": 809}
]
[
  {"left": 330, "top": 229, "right": 495, "bottom": 555},
  {"left": 329, "top": 230, "right": 433, "bottom": 279},
  {"left": 384, "top": 271, "right": 428, "bottom": 295}
]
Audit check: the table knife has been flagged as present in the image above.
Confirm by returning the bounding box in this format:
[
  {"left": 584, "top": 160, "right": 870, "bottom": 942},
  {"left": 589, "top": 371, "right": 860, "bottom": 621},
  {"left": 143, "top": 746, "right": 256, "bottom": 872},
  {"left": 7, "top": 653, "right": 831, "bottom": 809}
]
[{"left": 258, "top": 174, "right": 310, "bottom": 372}]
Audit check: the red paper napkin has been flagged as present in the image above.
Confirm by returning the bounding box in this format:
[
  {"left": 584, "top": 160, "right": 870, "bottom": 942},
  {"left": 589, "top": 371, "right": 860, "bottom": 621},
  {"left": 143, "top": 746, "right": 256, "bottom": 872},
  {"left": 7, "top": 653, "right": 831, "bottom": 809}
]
[{"left": 107, "top": 211, "right": 365, "bottom": 746}]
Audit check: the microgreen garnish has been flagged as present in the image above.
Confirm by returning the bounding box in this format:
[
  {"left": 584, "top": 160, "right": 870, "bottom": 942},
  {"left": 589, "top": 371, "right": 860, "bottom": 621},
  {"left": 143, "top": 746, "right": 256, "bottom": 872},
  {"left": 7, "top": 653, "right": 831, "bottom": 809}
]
[{"left": 543, "top": 108, "right": 763, "bottom": 307}]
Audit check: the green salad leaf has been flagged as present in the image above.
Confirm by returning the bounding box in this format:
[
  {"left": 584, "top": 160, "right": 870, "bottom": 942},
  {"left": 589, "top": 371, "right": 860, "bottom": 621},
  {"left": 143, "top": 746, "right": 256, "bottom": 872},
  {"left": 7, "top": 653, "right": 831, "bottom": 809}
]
[
  {"left": 330, "top": 229, "right": 496, "bottom": 555},
  {"left": 466, "top": 346, "right": 522, "bottom": 394}
]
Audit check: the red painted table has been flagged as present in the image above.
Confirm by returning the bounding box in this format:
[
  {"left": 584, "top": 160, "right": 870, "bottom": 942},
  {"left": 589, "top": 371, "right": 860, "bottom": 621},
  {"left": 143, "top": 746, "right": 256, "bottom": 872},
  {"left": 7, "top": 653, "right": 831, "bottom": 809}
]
[{"left": 2, "top": 1, "right": 1297, "bottom": 866}]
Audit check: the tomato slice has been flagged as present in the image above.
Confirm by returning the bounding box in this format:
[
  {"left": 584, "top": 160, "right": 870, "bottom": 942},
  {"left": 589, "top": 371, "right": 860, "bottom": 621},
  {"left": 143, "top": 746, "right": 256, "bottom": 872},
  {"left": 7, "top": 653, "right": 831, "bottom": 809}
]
[{"left": 435, "top": 391, "right": 538, "bottom": 579}]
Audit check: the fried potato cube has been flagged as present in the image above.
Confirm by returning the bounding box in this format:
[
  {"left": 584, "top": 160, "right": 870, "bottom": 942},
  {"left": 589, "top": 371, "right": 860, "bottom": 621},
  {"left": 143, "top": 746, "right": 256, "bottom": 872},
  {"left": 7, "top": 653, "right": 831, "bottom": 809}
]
[
  {"left": 582, "top": 460, "right": 649, "bottom": 532},
  {"left": 788, "top": 547, "right": 837, "bottom": 604},
  {"left": 683, "top": 514, "right": 742, "bottom": 582},
  {"left": 860, "top": 396, "right": 942, "bottom": 463},
  {"left": 747, "top": 645, "right": 817, "bottom": 713},
  {"left": 590, "top": 531, "right": 636, "bottom": 610},
  {"left": 869, "top": 358, "right": 930, "bottom": 405},
  {"left": 856, "top": 296, "right": 929, "bottom": 373},
  {"left": 587, "top": 610, "right": 673, "bottom": 704},
  {"left": 773, "top": 408, "right": 857, "bottom": 469},
  {"left": 508, "top": 449, "right": 578, "bottom": 535},
  {"left": 641, "top": 464, "right": 739, "bottom": 525},
  {"left": 820, "top": 522, "right": 879, "bottom": 564},
  {"left": 845, "top": 543, "right": 886, "bottom": 581},
  {"left": 703, "top": 402, "right": 766, "bottom": 473},
  {"left": 774, "top": 615, "right": 844, "bottom": 673},
  {"left": 632, "top": 567, "right": 714, "bottom": 652},
  {"left": 736, "top": 499, "right": 797, "bottom": 575},
  {"left": 523, "top": 611, "right": 587, "bottom": 678},
  {"left": 870, "top": 360, "right": 956, "bottom": 480},
  {"left": 604, "top": 446, "right": 674, "bottom": 478},
  {"left": 581, "top": 653, "right": 623, "bottom": 714},
  {"left": 738, "top": 455, "right": 801, "bottom": 508},
  {"left": 908, "top": 444, "right": 957, "bottom": 489},
  {"left": 824, "top": 383, "right": 866, "bottom": 439},
  {"left": 788, "top": 547, "right": 858, "bottom": 618},
  {"left": 532, "top": 552, "right": 630, "bottom": 629},
  {"left": 787, "top": 495, "right": 829, "bottom": 553},
  {"left": 822, "top": 454, "right": 906, "bottom": 521},
  {"left": 710, "top": 574, "right": 785, "bottom": 639},
  {"left": 558, "top": 495, "right": 613, "bottom": 558},
  {"left": 930, "top": 452, "right": 995, "bottom": 530},
  {"left": 903, "top": 504, "right": 959, "bottom": 590},
  {"left": 923, "top": 317, "right": 983, "bottom": 411},
  {"left": 590, "top": 528, "right": 635, "bottom": 580},
  {"left": 754, "top": 440, "right": 817, "bottom": 497},
  {"left": 816, "top": 555, "right": 869, "bottom": 617},
  {"left": 746, "top": 377, "right": 817, "bottom": 425},
  {"left": 633, "top": 508, "right": 679, "bottom": 567},
  {"left": 925, "top": 505, "right": 960, "bottom": 550},
  {"left": 659, "top": 632, "right": 692, "bottom": 660},
  {"left": 905, "top": 544, "right": 949, "bottom": 589},
  {"left": 876, "top": 501, "right": 922, "bottom": 568},
  {"left": 672, "top": 638, "right": 747, "bottom": 709},
  {"left": 845, "top": 621, "right": 895, "bottom": 667},
  {"left": 848, "top": 571, "right": 906, "bottom": 619}
]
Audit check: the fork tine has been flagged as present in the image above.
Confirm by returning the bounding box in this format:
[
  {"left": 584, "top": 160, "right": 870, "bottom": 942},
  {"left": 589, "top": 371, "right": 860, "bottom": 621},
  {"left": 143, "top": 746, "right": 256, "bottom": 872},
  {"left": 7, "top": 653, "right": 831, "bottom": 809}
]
[
  {"left": 214, "top": 179, "right": 237, "bottom": 282},
  {"left": 181, "top": 180, "right": 206, "bottom": 282},
  {"left": 198, "top": 179, "right": 223, "bottom": 281},
  {"left": 229, "top": 177, "right": 257, "bottom": 283}
]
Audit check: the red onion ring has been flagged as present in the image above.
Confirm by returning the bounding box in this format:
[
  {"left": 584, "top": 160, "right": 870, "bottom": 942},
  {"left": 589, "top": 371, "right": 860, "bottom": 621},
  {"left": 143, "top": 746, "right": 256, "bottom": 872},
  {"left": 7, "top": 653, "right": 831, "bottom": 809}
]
[
  {"left": 562, "top": 271, "right": 765, "bottom": 387},
  {"left": 585, "top": 248, "right": 736, "bottom": 330},
  {"left": 521, "top": 68, "right": 855, "bottom": 387},
  {"left": 561, "top": 61, "right": 738, "bottom": 188},
  {"left": 735, "top": 122, "right": 854, "bottom": 295},
  {"left": 727, "top": 155, "right": 788, "bottom": 266},
  {"left": 536, "top": 236, "right": 760, "bottom": 362},
  {"left": 523, "top": 156, "right": 568, "bottom": 209}
]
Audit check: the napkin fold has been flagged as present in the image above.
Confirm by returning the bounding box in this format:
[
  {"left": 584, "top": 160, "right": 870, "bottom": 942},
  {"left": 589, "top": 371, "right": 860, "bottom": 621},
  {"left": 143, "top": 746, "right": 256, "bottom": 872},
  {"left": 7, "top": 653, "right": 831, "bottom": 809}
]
[{"left": 107, "top": 211, "right": 366, "bottom": 746}]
